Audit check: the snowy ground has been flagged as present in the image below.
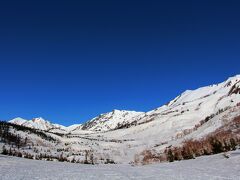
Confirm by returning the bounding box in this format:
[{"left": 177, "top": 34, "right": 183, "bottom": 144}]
[{"left": 0, "top": 151, "right": 240, "bottom": 180}]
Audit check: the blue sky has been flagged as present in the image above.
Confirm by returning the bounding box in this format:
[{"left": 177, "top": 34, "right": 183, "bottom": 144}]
[{"left": 0, "top": 0, "right": 240, "bottom": 125}]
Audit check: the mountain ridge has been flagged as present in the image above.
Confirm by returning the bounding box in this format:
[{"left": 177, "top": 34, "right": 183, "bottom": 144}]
[{"left": 8, "top": 74, "right": 240, "bottom": 133}]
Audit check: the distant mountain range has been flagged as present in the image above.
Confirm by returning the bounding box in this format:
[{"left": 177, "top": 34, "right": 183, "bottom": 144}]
[
  {"left": 9, "top": 110, "right": 143, "bottom": 133},
  {"left": 2, "top": 74, "right": 240, "bottom": 165}
]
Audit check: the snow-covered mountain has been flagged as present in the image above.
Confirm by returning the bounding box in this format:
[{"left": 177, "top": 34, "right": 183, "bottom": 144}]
[
  {"left": 9, "top": 110, "right": 143, "bottom": 133},
  {"left": 9, "top": 74, "right": 240, "bottom": 134},
  {"left": 81, "top": 110, "right": 143, "bottom": 132},
  {"left": 9, "top": 117, "right": 28, "bottom": 126},
  {"left": 9, "top": 117, "right": 82, "bottom": 132},
  {"left": 3, "top": 75, "right": 240, "bottom": 165},
  {"left": 9, "top": 117, "right": 58, "bottom": 131}
]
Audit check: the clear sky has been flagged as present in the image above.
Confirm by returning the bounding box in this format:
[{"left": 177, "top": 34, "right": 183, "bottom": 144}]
[{"left": 0, "top": 0, "right": 240, "bottom": 125}]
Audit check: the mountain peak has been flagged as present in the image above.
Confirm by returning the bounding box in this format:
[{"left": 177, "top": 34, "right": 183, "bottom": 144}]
[
  {"left": 9, "top": 117, "right": 61, "bottom": 131},
  {"left": 81, "top": 110, "right": 143, "bottom": 132},
  {"left": 9, "top": 117, "right": 28, "bottom": 125},
  {"left": 32, "top": 117, "right": 47, "bottom": 122},
  {"left": 31, "top": 117, "right": 54, "bottom": 125},
  {"left": 112, "top": 109, "right": 121, "bottom": 113}
]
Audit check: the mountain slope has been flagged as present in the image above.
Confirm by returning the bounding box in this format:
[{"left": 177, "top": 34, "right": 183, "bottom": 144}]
[{"left": 99, "top": 75, "right": 240, "bottom": 142}]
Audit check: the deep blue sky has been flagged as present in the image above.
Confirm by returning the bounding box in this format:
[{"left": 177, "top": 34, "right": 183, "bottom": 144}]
[{"left": 0, "top": 0, "right": 240, "bottom": 125}]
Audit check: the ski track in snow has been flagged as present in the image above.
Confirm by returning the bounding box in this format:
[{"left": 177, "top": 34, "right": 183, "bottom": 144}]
[{"left": 0, "top": 151, "right": 240, "bottom": 180}]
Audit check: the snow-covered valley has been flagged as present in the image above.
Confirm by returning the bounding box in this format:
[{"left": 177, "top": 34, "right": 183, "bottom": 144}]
[
  {"left": 1, "top": 75, "right": 240, "bottom": 168},
  {"left": 0, "top": 150, "right": 240, "bottom": 180}
]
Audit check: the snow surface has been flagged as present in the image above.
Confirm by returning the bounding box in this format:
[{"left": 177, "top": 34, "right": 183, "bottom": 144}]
[{"left": 0, "top": 150, "right": 240, "bottom": 180}]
